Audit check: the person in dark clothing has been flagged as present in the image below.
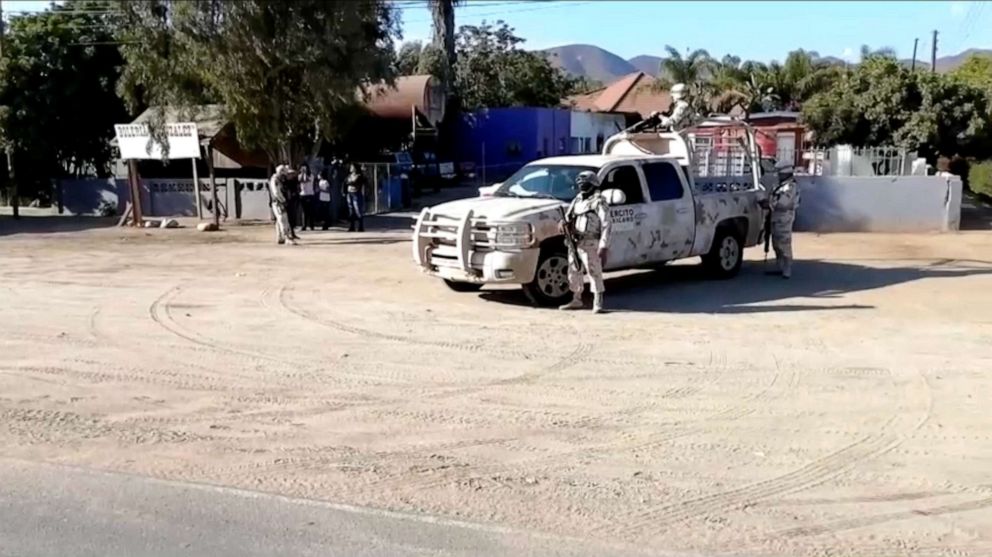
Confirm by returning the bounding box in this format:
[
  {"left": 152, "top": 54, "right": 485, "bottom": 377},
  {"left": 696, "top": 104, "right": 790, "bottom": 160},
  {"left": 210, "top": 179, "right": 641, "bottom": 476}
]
[
  {"left": 344, "top": 163, "right": 367, "bottom": 232},
  {"left": 282, "top": 167, "right": 301, "bottom": 239}
]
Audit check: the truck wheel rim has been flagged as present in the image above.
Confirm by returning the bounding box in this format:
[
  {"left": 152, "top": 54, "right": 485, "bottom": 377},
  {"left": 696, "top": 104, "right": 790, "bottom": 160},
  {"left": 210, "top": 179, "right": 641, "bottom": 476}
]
[
  {"left": 720, "top": 237, "right": 739, "bottom": 270},
  {"left": 537, "top": 255, "right": 569, "bottom": 298}
]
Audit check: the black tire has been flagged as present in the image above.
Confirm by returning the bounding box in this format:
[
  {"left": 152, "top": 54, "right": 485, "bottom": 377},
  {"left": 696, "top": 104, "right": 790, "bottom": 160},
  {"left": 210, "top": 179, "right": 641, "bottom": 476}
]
[
  {"left": 443, "top": 279, "right": 483, "bottom": 292},
  {"left": 702, "top": 227, "right": 744, "bottom": 279},
  {"left": 522, "top": 246, "right": 573, "bottom": 307}
]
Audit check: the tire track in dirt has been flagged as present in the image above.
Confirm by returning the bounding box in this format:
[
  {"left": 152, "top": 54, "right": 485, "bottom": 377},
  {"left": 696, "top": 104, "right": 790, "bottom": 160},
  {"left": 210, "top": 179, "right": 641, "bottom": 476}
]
[
  {"left": 275, "top": 282, "right": 596, "bottom": 389},
  {"left": 770, "top": 495, "right": 992, "bottom": 540},
  {"left": 368, "top": 357, "right": 789, "bottom": 496},
  {"left": 0, "top": 407, "right": 216, "bottom": 446},
  {"left": 148, "top": 285, "right": 411, "bottom": 386},
  {"left": 600, "top": 366, "right": 934, "bottom": 538}
]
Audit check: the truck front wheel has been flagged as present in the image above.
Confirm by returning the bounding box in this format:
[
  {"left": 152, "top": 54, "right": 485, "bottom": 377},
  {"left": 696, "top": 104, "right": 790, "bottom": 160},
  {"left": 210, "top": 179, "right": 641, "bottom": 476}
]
[
  {"left": 523, "top": 248, "right": 573, "bottom": 307},
  {"left": 703, "top": 227, "right": 744, "bottom": 279}
]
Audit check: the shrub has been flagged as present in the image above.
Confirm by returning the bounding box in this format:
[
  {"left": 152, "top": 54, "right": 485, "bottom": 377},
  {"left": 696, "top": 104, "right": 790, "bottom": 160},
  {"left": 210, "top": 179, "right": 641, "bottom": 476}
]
[{"left": 969, "top": 161, "right": 992, "bottom": 198}]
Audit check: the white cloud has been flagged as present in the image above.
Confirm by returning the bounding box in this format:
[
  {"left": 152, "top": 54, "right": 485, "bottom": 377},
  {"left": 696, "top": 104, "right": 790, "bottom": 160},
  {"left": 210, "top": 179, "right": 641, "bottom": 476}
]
[
  {"left": 950, "top": 1, "right": 971, "bottom": 18},
  {"left": 842, "top": 47, "right": 855, "bottom": 61}
]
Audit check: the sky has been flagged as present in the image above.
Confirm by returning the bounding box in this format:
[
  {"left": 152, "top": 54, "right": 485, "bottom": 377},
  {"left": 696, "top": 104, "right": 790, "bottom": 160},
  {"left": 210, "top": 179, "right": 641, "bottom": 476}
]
[
  {"left": 3, "top": 0, "right": 990, "bottom": 63},
  {"left": 398, "top": 0, "right": 992, "bottom": 63}
]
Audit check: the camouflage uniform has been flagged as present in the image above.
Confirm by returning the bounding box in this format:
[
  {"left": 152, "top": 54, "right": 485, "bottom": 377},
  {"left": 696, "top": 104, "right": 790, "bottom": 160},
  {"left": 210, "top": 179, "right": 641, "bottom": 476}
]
[
  {"left": 562, "top": 190, "right": 612, "bottom": 312},
  {"left": 269, "top": 166, "right": 296, "bottom": 245},
  {"left": 769, "top": 178, "right": 799, "bottom": 277}
]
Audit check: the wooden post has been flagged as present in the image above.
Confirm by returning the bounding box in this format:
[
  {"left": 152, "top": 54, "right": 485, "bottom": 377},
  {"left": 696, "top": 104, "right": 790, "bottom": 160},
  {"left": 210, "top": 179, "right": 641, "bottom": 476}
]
[
  {"left": 207, "top": 141, "right": 219, "bottom": 227},
  {"left": 192, "top": 156, "right": 202, "bottom": 220},
  {"left": 128, "top": 159, "right": 143, "bottom": 226}
]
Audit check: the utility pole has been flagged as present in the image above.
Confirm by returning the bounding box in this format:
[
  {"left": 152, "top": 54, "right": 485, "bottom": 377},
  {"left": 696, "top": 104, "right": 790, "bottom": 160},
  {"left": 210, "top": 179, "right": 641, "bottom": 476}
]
[
  {"left": 911, "top": 38, "right": 919, "bottom": 71},
  {"left": 0, "top": 0, "right": 17, "bottom": 219},
  {"left": 931, "top": 30, "right": 938, "bottom": 73}
]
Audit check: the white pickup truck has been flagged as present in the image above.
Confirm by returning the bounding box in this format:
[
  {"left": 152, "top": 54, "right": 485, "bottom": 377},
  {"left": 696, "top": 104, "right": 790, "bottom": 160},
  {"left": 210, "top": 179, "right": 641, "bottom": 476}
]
[{"left": 412, "top": 118, "right": 768, "bottom": 306}]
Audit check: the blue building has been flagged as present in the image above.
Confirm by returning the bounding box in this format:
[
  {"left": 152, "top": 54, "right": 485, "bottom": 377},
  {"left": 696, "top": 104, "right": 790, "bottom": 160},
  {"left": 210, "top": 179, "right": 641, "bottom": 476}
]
[{"left": 455, "top": 107, "right": 572, "bottom": 181}]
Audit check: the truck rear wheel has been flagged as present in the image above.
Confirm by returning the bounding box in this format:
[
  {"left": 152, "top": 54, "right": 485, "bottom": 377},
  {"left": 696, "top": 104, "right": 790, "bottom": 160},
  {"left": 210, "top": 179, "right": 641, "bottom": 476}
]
[
  {"left": 523, "top": 248, "right": 573, "bottom": 307},
  {"left": 443, "top": 279, "right": 483, "bottom": 292},
  {"left": 703, "top": 227, "right": 743, "bottom": 279}
]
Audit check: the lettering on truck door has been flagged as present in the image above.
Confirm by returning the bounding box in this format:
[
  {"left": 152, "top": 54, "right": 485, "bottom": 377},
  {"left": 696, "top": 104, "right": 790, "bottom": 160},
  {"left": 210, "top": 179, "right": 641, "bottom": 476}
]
[
  {"left": 600, "top": 164, "right": 653, "bottom": 268},
  {"left": 641, "top": 161, "right": 696, "bottom": 261}
]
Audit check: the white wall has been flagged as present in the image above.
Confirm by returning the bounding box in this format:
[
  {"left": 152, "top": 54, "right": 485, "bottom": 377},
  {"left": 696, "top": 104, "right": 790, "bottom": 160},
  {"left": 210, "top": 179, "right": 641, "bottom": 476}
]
[
  {"left": 570, "top": 112, "right": 626, "bottom": 154},
  {"left": 795, "top": 175, "right": 962, "bottom": 233}
]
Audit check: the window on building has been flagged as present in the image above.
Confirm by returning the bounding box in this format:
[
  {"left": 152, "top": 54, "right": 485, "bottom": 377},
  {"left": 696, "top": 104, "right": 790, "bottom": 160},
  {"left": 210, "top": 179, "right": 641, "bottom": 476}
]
[
  {"left": 602, "top": 165, "right": 644, "bottom": 205},
  {"left": 642, "top": 162, "right": 685, "bottom": 201},
  {"left": 584, "top": 137, "right": 592, "bottom": 153}
]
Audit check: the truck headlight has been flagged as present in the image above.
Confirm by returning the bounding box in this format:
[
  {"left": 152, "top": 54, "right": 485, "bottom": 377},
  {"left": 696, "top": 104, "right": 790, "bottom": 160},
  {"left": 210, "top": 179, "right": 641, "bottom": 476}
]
[{"left": 491, "top": 222, "right": 534, "bottom": 248}]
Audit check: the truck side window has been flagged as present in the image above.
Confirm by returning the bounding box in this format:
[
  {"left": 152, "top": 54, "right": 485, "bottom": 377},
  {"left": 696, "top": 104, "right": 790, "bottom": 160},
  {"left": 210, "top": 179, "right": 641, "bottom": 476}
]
[
  {"left": 643, "top": 162, "right": 685, "bottom": 201},
  {"left": 602, "top": 165, "right": 644, "bottom": 205}
]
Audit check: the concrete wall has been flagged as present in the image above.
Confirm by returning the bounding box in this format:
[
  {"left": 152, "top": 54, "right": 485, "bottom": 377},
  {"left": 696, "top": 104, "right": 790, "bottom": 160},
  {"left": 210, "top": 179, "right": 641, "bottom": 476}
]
[
  {"left": 795, "top": 175, "right": 962, "bottom": 232},
  {"left": 59, "top": 177, "right": 248, "bottom": 219}
]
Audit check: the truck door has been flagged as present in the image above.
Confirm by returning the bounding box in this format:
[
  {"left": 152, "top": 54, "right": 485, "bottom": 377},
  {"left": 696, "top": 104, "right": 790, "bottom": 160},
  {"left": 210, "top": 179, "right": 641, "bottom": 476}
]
[
  {"left": 641, "top": 161, "right": 696, "bottom": 261},
  {"left": 598, "top": 163, "right": 652, "bottom": 269}
]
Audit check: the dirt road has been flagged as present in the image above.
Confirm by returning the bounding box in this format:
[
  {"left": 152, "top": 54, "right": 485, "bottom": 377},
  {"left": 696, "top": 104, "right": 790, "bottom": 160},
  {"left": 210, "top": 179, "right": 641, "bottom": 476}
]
[{"left": 2, "top": 220, "right": 991, "bottom": 556}]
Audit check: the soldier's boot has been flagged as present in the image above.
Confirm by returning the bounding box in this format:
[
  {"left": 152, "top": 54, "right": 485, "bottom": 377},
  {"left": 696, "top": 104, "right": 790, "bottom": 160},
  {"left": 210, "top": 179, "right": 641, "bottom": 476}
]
[
  {"left": 592, "top": 293, "right": 605, "bottom": 314},
  {"left": 559, "top": 293, "right": 584, "bottom": 311},
  {"left": 781, "top": 257, "right": 792, "bottom": 279}
]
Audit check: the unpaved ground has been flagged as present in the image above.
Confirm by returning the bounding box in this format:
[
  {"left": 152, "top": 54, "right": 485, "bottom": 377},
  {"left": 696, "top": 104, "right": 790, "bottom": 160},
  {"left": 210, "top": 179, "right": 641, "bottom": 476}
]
[{"left": 2, "top": 220, "right": 992, "bottom": 557}]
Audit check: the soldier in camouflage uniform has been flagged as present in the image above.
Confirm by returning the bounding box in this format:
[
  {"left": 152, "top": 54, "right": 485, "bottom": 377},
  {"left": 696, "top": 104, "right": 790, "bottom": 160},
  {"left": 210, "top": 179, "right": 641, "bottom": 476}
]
[
  {"left": 559, "top": 171, "right": 612, "bottom": 314},
  {"left": 650, "top": 83, "right": 693, "bottom": 131},
  {"left": 268, "top": 165, "right": 297, "bottom": 246},
  {"left": 767, "top": 162, "right": 799, "bottom": 278}
]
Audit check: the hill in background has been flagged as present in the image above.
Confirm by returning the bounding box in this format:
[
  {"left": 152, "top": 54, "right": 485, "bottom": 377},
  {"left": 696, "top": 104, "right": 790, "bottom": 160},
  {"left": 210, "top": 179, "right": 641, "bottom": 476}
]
[{"left": 541, "top": 44, "right": 992, "bottom": 84}]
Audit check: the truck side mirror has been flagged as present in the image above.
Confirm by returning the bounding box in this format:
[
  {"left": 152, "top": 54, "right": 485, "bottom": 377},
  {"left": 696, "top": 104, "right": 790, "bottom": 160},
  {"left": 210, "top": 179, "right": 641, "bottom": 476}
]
[{"left": 602, "top": 188, "right": 626, "bottom": 205}]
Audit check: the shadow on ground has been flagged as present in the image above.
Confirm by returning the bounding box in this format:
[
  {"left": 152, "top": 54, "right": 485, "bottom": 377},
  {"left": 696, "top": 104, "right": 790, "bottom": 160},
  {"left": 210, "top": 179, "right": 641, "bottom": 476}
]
[
  {"left": 479, "top": 258, "right": 992, "bottom": 314},
  {"left": 0, "top": 216, "right": 118, "bottom": 237},
  {"left": 961, "top": 192, "right": 992, "bottom": 231}
]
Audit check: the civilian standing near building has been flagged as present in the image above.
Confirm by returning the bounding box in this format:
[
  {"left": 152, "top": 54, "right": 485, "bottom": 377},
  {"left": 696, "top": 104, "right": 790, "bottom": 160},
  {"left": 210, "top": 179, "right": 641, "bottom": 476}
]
[
  {"left": 299, "top": 164, "right": 316, "bottom": 231},
  {"left": 345, "top": 163, "right": 367, "bottom": 232},
  {"left": 282, "top": 166, "right": 301, "bottom": 239},
  {"left": 318, "top": 170, "right": 333, "bottom": 230}
]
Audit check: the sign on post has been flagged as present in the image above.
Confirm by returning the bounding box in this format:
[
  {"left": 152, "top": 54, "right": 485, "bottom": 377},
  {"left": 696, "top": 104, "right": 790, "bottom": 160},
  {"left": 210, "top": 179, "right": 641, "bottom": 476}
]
[{"left": 114, "top": 123, "right": 201, "bottom": 160}]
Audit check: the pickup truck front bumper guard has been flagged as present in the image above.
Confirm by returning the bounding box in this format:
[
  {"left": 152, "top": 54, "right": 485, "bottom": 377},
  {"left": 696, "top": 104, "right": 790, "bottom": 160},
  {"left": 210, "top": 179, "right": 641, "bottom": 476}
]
[{"left": 413, "top": 208, "right": 498, "bottom": 275}]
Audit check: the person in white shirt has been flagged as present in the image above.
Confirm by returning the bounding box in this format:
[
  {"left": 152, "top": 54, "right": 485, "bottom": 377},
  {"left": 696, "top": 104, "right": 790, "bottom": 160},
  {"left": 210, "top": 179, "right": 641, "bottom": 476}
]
[
  {"left": 317, "top": 171, "right": 333, "bottom": 230},
  {"left": 298, "top": 164, "right": 316, "bottom": 231}
]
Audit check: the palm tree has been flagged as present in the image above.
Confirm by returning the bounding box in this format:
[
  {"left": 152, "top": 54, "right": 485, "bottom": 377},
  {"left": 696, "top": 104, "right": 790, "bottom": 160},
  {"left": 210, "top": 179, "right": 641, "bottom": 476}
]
[
  {"left": 658, "top": 45, "right": 712, "bottom": 87},
  {"left": 656, "top": 45, "right": 712, "bottom": 113}
]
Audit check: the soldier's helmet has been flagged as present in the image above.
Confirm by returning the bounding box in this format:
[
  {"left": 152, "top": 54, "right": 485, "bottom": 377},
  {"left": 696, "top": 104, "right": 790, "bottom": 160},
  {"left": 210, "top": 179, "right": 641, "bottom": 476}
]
[
  {"left": 671, "top": 83, "right": 688, "bottom": 99},
  {"left": 575, "top": 170, "right": 600, "bottom": 191}
]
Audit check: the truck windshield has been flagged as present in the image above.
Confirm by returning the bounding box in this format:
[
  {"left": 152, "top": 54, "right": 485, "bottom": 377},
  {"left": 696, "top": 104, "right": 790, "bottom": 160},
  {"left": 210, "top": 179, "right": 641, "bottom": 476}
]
[{"left": 493, "top": 165, "right": 597, "bottom": 201}]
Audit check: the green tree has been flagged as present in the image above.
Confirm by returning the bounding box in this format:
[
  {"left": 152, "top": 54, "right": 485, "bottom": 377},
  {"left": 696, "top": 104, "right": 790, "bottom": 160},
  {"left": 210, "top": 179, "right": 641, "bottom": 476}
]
[
  {"left": 454, "top": 21, "right": 580, "bottom": 110},
  {"left": 802, "top": 56, "right": 992, "bottom": 158},
  {"left": 116, "top": 0, "right": 400, "bottom": 164},
  {"left": 0, "top": 0, "right": 129, "bottom": 204},
  {"left": 395, "top": 41, "right": 424, "bottom": 75},
  {"left": 950, "top": 53, "right": 992, "bottom": 96}
]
